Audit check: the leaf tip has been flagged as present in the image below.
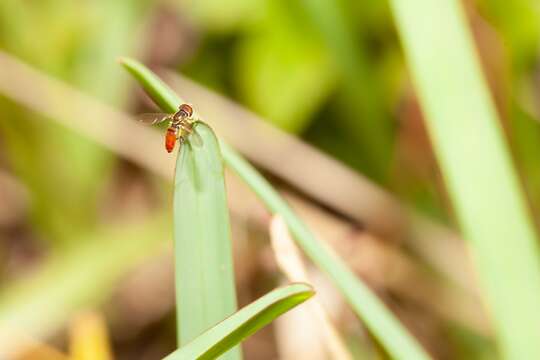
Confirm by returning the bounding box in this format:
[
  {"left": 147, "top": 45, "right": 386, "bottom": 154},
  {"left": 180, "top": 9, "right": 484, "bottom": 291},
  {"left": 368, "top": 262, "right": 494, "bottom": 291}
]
[
  {"left": 116, "top": 56, "right": 131, "bottom": 66},
  {"left": 289, "top": 282, "right": 316, "bottom": 298},
  {"left": 117, "top": 56, "right": 141, "bottom": 73}
]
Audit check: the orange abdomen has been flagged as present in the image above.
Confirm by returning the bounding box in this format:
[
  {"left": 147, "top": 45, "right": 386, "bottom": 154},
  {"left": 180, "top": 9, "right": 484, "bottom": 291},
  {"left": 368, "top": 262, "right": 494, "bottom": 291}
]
[{"left": 165, "top": 128, "right": 177, "bottom": 153}]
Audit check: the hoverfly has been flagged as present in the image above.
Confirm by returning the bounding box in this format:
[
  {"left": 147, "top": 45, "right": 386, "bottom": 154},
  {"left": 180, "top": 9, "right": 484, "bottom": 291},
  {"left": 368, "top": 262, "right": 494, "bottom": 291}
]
[{"left": 138, "top": 103, "right": 202, "bottom": 153}]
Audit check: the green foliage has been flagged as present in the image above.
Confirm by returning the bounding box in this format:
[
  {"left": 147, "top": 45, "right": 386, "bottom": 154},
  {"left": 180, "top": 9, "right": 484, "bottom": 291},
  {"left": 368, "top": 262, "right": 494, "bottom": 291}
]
[
  {"left": 389, "top": 0, "right": 540, "bottom": 358},
  {"left": 173, "top": 122, "right": 240, "bottom": 359},
  {"left": 164, "top": 283, "right": 314, "bottom": 360},
  {"left": 234, "top": 0, "right": 337, "bottom": 133},
  {"left": 4, "top": 1, "right": 540, "bottom": 358},
  {"left": 479, "top": 0, "right": 540, "bottom": 72},
  {"left": 293, "top": 0, "right": 394, "bottom": 181},
  {"left": 120, "top": 57, "right": 431, "bottom": 360},
  {"left": 0, "top": 0, "right": 147, "bottom": 246},
  {"left": 179, "top": 0, "right": 264, "bottom": 33}
]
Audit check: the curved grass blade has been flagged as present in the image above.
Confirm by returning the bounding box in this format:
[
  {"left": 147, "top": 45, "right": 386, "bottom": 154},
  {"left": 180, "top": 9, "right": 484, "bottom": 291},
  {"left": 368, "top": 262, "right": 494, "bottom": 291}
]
[
  {"left": 173, "top": 122, "right": 240, "bottom": 360},
  {"left": 119, "top": 57, "right": 431, "bottom": 360},
  {"left": 164, "top": 283, "right": 314, "bottom": 360},
  {"left": 389, "top": 1, "right": 540, "bottom": 359},
  {"left": 217, "top": 137, "right": 431, "bottom": 360}
]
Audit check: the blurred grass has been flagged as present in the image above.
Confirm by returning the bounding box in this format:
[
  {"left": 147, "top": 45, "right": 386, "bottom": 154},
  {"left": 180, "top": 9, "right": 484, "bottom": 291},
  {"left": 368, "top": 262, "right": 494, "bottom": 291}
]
[
  {"left": 479, "top": 0, "right": 540, "bottom": 72},
  {"left": 234, "top": 0, "right": 337, "bottom": 133},
  {"left": 1, "top": 0, "right": 540, "bottom": 358},
  {"left": 0, "top": 0, "right": 147, "bottom": 246},
  {"left": 173, "top": 122, "right": 240, "bottom": 359},
  {"left": 478, "top": 0, "right": 540, "bottom": 216},
  {"left": 121, "top": 57, "right": 431, "bottom": 360},
  {"left": 389, "top": 0, "right": 540, "bottom": 358},
  {"left": 177, "top": 0, "right": 398, "bottom": 182},
  {"left": 0, "top": 215, "right": 168, "bottom": 357},
  {"left": 292, "top": 0, "right": 394, "bottom": 181},
  {"left": 220, "top": 139, "right": 431, "bottom": 360},
  {"left": 270, "top": 215, "right": 353, "bottom": 360}
]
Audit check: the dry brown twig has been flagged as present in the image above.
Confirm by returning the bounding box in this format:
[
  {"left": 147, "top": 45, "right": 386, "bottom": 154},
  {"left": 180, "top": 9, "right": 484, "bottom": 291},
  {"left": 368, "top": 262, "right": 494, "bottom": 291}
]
[{"left": 270, "top": 215, "right": 353, "bottom": 360}]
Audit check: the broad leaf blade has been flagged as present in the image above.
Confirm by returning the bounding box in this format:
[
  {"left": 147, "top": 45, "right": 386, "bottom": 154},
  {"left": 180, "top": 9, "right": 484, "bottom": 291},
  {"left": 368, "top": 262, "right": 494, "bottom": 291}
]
[
  {"left": 120, "top": 58, "right": 431, "bottom": 360},
  {"left": 122, "top": 59, "right": 241, "bottom": 356},
  {"left": 389, "top": 0, "right": 540, "bottom": 359},
  {"left": 164, "top": 283, "right": 314, "bottom": 360},
  {"left": 174, "top": 122, "right": 240, "bottom": 360}
]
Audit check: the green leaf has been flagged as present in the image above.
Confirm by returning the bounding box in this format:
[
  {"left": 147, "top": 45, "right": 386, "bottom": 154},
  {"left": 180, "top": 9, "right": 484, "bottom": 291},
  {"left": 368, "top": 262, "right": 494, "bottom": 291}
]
[
  {"left": 120, "top": 57, "right": 431, "bottom": 360},
  {"left": 388, "top": 0, "right": 540, "bottom": 359},
  {"left": 479, "top": 0, "right": 540, "bottom": 72},
  {"left": 173, "top": 121, "right": 240, "bottom": 359},
  {"left": 178, "top": 0, "right": 264, "bottom": 33},
  {"left": 234, "top": 0, "right": 336, "bottom": 133},
  {"left": 293, "top": 0, "right": 393, "bottom": 181},
  {"left": 164, "top": 283, "right": 314, "bottom": 360},
  {"left": 0, "top": 0, "right": 149, "bottom": 246}
]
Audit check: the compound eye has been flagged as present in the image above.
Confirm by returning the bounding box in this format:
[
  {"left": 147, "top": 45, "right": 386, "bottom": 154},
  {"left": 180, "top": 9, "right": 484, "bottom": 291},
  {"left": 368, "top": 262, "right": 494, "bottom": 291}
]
[{"left": 179, "top": 104, "right": 193, "bottom": 117}]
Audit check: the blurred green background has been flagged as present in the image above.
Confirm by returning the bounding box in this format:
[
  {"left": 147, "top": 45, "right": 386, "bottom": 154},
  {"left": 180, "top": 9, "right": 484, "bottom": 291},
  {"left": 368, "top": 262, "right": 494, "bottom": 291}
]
[{"left": 1, "top": 0, "right": 540, "bottom": 359}]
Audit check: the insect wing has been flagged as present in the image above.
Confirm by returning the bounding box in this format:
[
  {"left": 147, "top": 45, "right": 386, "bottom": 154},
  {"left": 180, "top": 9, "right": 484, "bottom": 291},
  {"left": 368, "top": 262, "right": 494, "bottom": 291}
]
[
  {"left": 136, "top": 113, "right": 170, "bottom": 125},
  {"left": 189, "top": 127, "right": 203, "bottom": 147}
]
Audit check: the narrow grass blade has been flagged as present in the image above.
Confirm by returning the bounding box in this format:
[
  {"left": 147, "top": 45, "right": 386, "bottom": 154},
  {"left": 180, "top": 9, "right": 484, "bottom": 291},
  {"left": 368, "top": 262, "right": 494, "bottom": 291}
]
[
  {"left": 120, "top": 58, "right": 431, "bottom": 360},
  {"left": 270, "top": 215, "right": 352, "bottom": 360},
  {"left": 173, "top": 122, "right": 240, "bottom": 360},
  {"left": 164, "top": 283, "right": 314, "bottom": 360},
  {"left": 388, "top": 1, "right": 540, "bottom": 358},
  {"left": 218, "top": 139, "right": 431, "bottom": 360}
]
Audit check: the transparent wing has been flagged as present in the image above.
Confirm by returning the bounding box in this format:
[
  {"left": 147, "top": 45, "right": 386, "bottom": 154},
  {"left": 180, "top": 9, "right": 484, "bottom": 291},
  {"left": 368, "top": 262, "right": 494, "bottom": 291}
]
[
  {"left": 189, "top": 130, "right": 206, "bottom": 147},
  {"left": 188, "top": 127, "right": 203, "bottom": 147},
  {"left": 136, "top": 113, "right": 170, "bottom": 125}
]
